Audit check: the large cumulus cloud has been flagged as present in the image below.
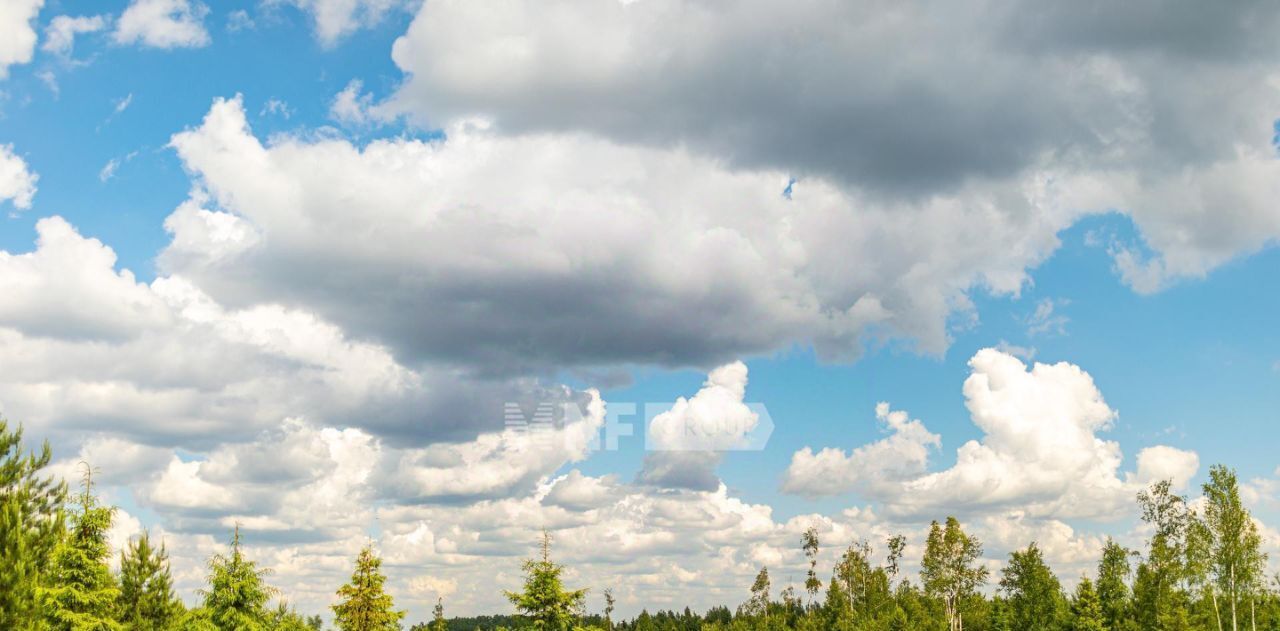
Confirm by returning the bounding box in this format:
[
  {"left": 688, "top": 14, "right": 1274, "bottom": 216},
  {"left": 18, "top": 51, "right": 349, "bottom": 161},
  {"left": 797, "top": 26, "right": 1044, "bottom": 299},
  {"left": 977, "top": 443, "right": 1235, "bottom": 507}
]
[
  {"left": 387, "top": 0, "right": 1280, "bottom": 291},
  {"left": 782, "top": 348, "right": 1200, "bottom": 520}
]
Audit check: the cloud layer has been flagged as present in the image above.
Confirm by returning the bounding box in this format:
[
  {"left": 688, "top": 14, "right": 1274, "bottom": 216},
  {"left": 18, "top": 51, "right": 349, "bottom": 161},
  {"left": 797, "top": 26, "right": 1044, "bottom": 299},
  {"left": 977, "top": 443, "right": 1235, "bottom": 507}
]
[{"left": 388, "top": 0, "right": 1280, "bottom": 291}]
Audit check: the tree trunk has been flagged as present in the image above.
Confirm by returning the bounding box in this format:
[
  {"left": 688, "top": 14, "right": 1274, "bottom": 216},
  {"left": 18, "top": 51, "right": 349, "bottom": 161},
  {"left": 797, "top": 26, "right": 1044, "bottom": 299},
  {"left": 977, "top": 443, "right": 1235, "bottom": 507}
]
[
  {"left": 1231, "top": 564, "right": 1238, "bottom": 631},
  {"left": 1212, "top": 589, "right": 1224, "bottom": 631}
]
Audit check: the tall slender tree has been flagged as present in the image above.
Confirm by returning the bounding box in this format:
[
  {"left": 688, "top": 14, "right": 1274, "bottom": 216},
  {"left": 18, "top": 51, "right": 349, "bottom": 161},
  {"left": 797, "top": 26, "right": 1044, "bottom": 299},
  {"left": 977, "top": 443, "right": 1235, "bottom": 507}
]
[
  {"left": 802, "top": 527, "right": 821, "bottom": 606},
  {"left": 0, "top": 420, "right": 67, "bottom": 629},
  {"left": 921, "top": 517, "right": 988, "bottom": 631},
  {"left": 1096, "top": 538, "right": 1134, "bottom": 630},
  {"left": 1134, "top": 480, "right": 1194, "bottom": 629},
  {"left": 202, "top": 526, "right": 274, "bottom": 631},
  {"left": 333, "top": 544, "right": 405, "bottom": 631},
  {"left": 505, "top": 530, "right": 588, "bottom": 630},
  {"left": 44, "top": 464, "right": 122, "bottom": 631},
  {"left": 430, "top": 598, "right": 447, "bottom": 631},
  {"left": 1201, "top": 465, "right": 1266, "bottom": 631},
  {"left": 118, "top": 531, "right": 183, "bottom": 631}
]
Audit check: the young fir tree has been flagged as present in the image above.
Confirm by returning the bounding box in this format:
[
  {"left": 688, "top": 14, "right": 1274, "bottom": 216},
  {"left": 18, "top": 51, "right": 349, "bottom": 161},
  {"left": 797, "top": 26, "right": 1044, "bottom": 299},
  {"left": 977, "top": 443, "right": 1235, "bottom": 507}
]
[
  {"left": 117, "top": 531, "right": 183, "bottom": 631},
  {"left": 430, "top": 598, "right": 447, "bottom": 631},
  {"left": 44, "top": 465, "right": 123, "bottom": 631},
  {"left": 1070, "top": 577, "right": 1106, "bottom": 631},
  {"left": 332, "top": 544, "right": 405, "bottom": 631},
  {"left": 999, "top": 542, "right": 1066, "bottom": 631},
  {"left": 202, "top": 526, "right": 275, "bottom": 630},
  {"left": 504, "top": 530, "right": 588, "bottom": 630},
  {"left": 0, "top": 420, "right": 67, "bottom": 630}
]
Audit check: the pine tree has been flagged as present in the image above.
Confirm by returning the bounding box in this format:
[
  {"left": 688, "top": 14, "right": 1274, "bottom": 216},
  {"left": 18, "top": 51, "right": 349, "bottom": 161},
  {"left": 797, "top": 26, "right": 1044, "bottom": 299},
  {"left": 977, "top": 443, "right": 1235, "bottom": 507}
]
[
  {"left": 430, "top": 598, "right": 447, "bottom": 631},
  {"left": 504, "top": 530, "right": 588, "bottom": 630},
  {"left": 44, "top": 464, "right": 123, "bottom": 631},
  {"left": 332, "top": 544, "right": 405, "bottom": 631},
  {"left": 118, "top": 531, "right": 183, "bottom": 631},
  {"left": 1070, "top": 577, "right": 1106, "bottom": 631},
  {"left": 202, "top": 526, "right": 275, "bottom": 630},
  {"left": 0, "top": 420, "right": 67, "bottom": 629}
]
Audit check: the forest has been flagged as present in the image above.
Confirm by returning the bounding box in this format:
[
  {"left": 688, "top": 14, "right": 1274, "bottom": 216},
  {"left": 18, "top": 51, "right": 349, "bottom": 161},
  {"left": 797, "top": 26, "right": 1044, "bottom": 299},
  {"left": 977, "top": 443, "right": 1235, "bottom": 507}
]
[{"left": 4, "top": 418, "right": 1277, "bottom": 631}]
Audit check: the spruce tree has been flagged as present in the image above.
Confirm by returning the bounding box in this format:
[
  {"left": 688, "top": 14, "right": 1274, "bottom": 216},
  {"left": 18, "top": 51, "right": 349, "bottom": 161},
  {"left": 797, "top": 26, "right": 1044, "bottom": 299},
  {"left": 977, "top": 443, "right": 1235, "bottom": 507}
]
[
  {"left": 44, "top": 465, "right": 123, "bottom": 631},
  {"left": 118, "top": 531, "right": 183, "bottom": 630},
  {"left": 332, "top": 544, "right": 405, "bottom": 631},
  {"left": 202, "top": 526, "right": 274, "bottom": 630},
  {"left": 504, "top": 530, "right": 588, "bottom": 630},
  {"left": 0, "top": 420, "right": 67, "bottom": 629},
  {"left": 1070, "top": 577, "right": 1106, "bottom": 631}
]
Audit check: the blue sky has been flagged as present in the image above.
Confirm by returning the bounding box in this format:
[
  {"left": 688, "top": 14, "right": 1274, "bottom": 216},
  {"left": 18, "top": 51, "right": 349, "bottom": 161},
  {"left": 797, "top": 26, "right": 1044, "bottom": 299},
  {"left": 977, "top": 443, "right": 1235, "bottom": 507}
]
[{"left": 3, "top": 0, "right": 1280, "bottom": 621}]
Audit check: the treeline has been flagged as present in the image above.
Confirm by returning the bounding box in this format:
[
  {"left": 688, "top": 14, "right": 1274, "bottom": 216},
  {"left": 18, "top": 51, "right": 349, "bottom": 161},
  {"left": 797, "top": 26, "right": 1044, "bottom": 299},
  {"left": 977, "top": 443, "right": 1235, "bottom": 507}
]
[{"left": 4, "top": 418, "right": 1278, "bottom": 631}]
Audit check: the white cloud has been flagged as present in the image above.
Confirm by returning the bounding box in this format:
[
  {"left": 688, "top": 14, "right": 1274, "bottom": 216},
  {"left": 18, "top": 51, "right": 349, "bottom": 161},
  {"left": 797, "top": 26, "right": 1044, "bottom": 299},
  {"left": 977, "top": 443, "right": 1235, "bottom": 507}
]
[
  {"left": 782, "top": 348, "right": 1200, "bottom": 520},
  {"left": 1025, "top": 298, "right": 1069, "bottom": 337},
  {"left": 386, "top": 0, "right": 1280, "bottom": 292},
  {"left": 113, "top": 0, "right": 210, "bottom": 49},
  {"left": 781, "top": 403, "right": 940, "bottom": 498},
  {"left": 0, "top": 144, "right": 37, "bottom": 210},
  {"left": 328, "top": 79, "right": 379, "bottom": 126},
  {"left": 280, "top": 0, "right": 408, "bottom": 46},
  {"left": 637, "top": 361, "right": 761, "bottom": 491},
  {"left": 163, "top": 96, "right": 1082, "bottom": 376},
  {"left": 42, "top": 14, "right": 108, "bottom": 57},
  {"left": 0, "top": 0, "right": 42, "bottom": 78},
  {"left": 0, "top": 216, "right": 571, "bottom": 448}
]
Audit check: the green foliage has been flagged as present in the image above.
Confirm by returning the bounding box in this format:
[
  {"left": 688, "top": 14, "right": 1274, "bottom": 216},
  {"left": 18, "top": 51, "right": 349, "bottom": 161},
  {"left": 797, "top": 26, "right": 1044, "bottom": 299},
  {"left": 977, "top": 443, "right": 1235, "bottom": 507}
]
[
  {"left": 431, "top": 598, "right": 448, "bottom": 631},
  {"left": 1096, "top": 538, "right": 1134, "bottom": 630},
  {"left": 921, "top": 517, "right": 987, "bottom": 631},
  {"left": 269, "top": 601, "right": 323, "bottom": 631},
  {"left": 999, "top": 542, "right": 1066, "bottom": 631},
  {"left": 1200, "top": 465, "right": 1265, "bottom": 631},
  {"left": 0, "top": 419, "right": 68, "bottom": 629},
  {"left": 333, "top": 544, "right": 405, "bottom": 631},
  {"left": 202, "top": 526, "right": 276, "bottom": 631},
  {"left": 1069, "top": 577, "right": 1105, "bottom": 631},
  {"left": 505, "top": 531, "right": 588, "bottom": 630},
  {"left": 43, "top": 466, "right": 123, "bottom": 631},
  {"left": 118, "top": 531, "right": 184, "bottom": 631}
]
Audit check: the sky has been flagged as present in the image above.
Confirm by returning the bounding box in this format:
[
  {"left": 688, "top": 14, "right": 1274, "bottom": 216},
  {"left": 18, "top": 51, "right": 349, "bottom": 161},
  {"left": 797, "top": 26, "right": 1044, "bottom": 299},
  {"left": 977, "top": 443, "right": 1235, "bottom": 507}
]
[{"left": 2, "top": 0, "right": 1280, "bottom": 623}]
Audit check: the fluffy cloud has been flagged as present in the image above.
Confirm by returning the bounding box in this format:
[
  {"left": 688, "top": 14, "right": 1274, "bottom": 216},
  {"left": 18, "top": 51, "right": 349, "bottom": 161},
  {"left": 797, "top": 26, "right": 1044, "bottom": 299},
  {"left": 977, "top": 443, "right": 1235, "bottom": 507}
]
[
  {"left": 638, "top": 362, "right": 758, "bottom": 491},
  {"left": 0, "top": 0, "right": 42, "bottom": 78},
  {"left": 783, "top": 348, "right": 1200, "bottom": 520},
  {"left": 0, "top": 216, "right": 573, "bottom": 448},
  {"left": 163, "top": 96, "right": 1086, "bottom": 376},
  {"left": 280, "top": 0, "right": 409, "bottom": 46},
  {"left": 0, "top": 144, "right": 37, "bottom": 210},
  {"left": 387, "top": 0, "right": 1280, "bottom": 291},
  {"left": 781, "top": 403, "right": 940, "bottom": 498},
  {"left": 113, "top": 0, "right": 210, "bottom": 49},
  {"left": 42, "top": 14, "right": 108, "bottom": 57}
]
